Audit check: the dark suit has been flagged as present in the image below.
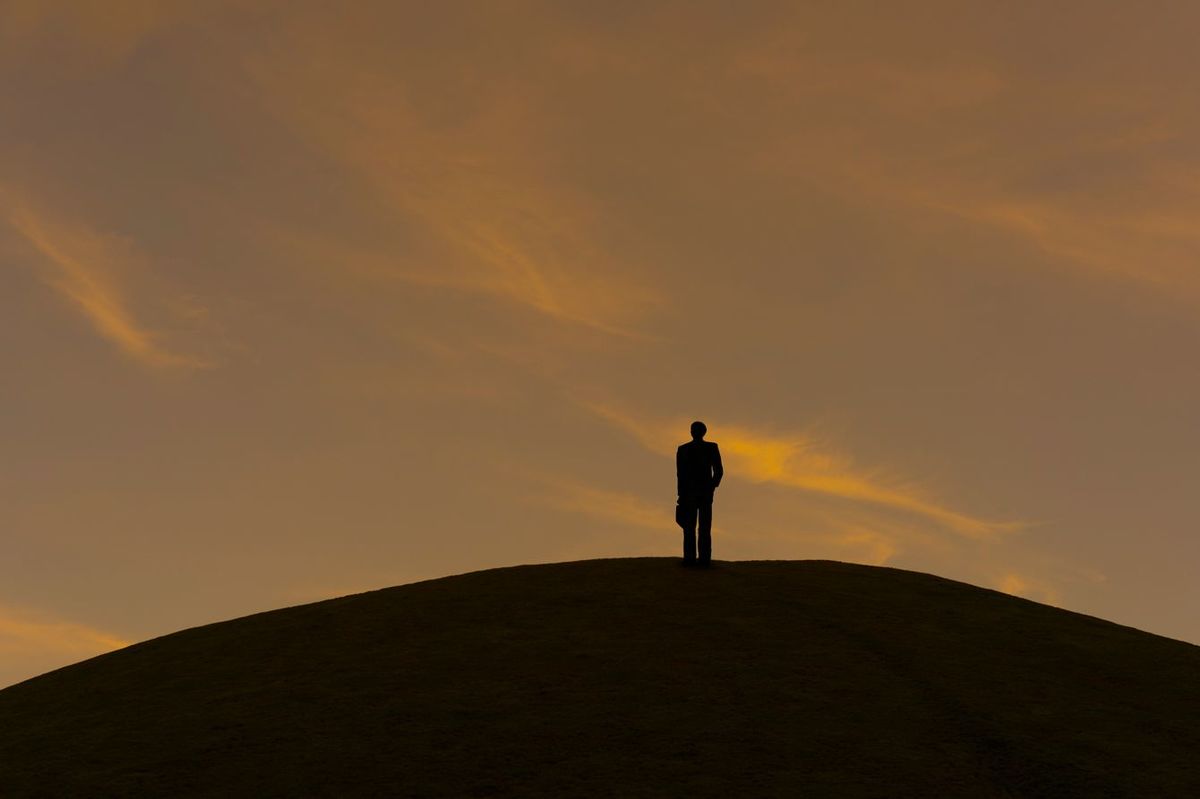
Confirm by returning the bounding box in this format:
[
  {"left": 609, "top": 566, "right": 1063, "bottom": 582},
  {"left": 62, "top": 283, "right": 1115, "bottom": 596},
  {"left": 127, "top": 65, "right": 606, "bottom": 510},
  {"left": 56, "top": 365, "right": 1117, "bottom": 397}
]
[{"left": 677, "top": 440, "right": 723, "bottom": 563}]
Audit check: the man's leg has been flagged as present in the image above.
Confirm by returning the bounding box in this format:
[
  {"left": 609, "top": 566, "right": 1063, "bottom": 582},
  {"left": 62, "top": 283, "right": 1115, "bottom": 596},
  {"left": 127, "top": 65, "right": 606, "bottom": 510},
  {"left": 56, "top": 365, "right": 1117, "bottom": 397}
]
[
  {"left": 698, "top": 500, "right": 713, "bottom": 563},
  {"left": 682, "top": 502, "right": 698, "bottom": 562}
]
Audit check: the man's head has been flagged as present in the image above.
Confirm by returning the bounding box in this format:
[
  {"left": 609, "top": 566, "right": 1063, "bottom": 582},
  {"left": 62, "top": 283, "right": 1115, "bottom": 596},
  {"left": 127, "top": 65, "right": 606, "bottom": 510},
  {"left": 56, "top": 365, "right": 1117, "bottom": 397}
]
[{"left": 690, "top": 421, "right": 707, "bottom": 441}]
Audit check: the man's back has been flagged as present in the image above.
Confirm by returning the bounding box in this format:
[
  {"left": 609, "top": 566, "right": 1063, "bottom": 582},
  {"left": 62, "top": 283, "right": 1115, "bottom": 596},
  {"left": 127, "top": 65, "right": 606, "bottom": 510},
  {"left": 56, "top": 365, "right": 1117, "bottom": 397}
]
[
  {"left": 677, "top": 421, "right": 722, "bottom": 565},
  {"left": 677, "top": 439, "right": 723, "bottom": 498}
]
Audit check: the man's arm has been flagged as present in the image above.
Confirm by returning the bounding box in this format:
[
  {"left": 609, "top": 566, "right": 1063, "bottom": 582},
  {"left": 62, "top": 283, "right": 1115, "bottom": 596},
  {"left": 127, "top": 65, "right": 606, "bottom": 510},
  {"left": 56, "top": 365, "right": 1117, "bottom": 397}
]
[
  {"left": 711, "top": 443, "right": 723, "bottom": 490},
  {"left": 676, "top": 446, "right": 685, "bottom": 498}
]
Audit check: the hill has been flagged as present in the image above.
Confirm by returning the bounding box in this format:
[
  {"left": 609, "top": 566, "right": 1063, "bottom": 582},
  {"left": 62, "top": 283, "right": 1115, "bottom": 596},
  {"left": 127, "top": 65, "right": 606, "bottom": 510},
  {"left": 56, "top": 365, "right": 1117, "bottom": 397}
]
[{"left": 1, "top": 558, "right": 1198, "bottom": 797}]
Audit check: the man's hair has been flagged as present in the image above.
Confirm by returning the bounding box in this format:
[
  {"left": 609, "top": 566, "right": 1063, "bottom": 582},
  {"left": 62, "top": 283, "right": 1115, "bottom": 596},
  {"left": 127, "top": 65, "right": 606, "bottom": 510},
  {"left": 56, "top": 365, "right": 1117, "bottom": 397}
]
[{"left": 690, "top": 421, "right": 707, "bottom": 438}]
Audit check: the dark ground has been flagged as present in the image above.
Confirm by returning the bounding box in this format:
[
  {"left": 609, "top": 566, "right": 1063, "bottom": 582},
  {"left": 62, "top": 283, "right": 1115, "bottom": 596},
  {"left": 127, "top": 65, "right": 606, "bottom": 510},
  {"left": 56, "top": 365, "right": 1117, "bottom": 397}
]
[{"left": 1, "top": 558, "right": 1198, "bottom": 797}]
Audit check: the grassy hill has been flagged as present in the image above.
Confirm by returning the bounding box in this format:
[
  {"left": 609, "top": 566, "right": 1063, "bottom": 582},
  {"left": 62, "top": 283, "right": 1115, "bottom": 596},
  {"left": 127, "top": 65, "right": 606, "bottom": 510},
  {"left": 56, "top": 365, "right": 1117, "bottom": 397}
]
[{"left": 1, "top": 558, "right": 1198, "bottom": 797}]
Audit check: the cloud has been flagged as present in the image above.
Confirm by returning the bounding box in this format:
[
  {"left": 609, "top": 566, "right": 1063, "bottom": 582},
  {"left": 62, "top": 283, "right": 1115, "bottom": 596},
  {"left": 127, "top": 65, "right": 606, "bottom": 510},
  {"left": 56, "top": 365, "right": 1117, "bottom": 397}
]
[
  {"left": 822, "top": 525, "right": 898, "bottom": 567},
  {"left": 242, "top": 10, "right": 661, "bottom": 336},
  {"left": 700, "top": 9, "right": 1200, "bottom": 303},
  {"left": 994, "top": 572, "right": 1061, "bottom": 606},
  {"left": 730, "top": 511, "right": 905, "bottom": 567},
  {"left": 532, "top": 478, "right": 669, "bottom": 533},
  {"left": 583, "top": 401, "right": 1021, "bottom": 539},
  {"left": 0, "top": 0, "right": 240, "bottom": 68},
  {"left": 929, "top": 192, "right": 1200, "bottom": 298},
  {"left": 0, "top": 605, "right": 129, "bottom": 658},
  {"left": 268, "top": 223, "right": 658, "bottom": 342},
  {"left": 3, "top": 193, "right": 213, "bottom": 369}
]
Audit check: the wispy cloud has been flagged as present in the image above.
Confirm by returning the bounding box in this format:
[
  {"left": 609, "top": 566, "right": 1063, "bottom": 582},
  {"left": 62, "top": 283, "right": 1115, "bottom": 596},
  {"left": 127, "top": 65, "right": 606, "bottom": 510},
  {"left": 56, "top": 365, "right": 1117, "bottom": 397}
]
[
  {"left": 0, "top": 0, "right": 239, "bottom": 69},
  {"left": 243, "top": 13, "right": 661, "bottom": 337},
  {"left": 532, "top": 477, "right": 669, "bottom": 533},
  {"left": 930, "top": 192, "right": 1200, "bottom": 298},
  {"left": 820, "top": 524, "right": 898, "bottom": 567},
  {"left": 583, "top": 401, "right": 1021, "bottom": 539},
  {"left": 0, "top": 605, "right": 129, "bottom": 658},
  {"left": 994, "top": 572, "right": 1062, "bottom": 606},
  {"left": 4, "top": 194, "right": 212, "bottom": 369},
  {"left": 730, "top": 19, "right": 1200, "bottom": 302}
]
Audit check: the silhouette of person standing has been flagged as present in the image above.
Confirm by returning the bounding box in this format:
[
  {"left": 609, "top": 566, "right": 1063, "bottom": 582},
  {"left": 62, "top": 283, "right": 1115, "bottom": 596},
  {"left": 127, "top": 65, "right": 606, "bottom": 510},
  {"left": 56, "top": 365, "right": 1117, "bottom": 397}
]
[{"left": 677, "top": 421, "right": 723, "bottom": 565}]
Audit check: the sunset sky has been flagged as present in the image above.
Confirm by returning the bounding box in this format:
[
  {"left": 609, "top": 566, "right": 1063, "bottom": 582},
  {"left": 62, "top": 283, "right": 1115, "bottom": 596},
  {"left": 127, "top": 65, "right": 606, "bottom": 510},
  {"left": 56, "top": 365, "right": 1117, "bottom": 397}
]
[{"left": 4, "top": 1, "right": 1200, "bottom": 687}]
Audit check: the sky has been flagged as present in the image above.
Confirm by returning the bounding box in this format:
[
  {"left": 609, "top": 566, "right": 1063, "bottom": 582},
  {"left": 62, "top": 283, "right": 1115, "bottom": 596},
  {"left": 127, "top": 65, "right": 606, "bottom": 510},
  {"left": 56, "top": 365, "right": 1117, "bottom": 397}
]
[{"left": 3, "top": 1, "right": 1200, "bottom": 687}]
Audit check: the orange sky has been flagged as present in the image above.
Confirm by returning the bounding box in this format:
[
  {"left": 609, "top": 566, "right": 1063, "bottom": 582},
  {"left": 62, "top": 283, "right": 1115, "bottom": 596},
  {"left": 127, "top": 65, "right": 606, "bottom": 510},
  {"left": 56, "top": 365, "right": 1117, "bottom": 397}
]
[{"left": 4, "top": 1, "right": 1200, "bottom": 686}]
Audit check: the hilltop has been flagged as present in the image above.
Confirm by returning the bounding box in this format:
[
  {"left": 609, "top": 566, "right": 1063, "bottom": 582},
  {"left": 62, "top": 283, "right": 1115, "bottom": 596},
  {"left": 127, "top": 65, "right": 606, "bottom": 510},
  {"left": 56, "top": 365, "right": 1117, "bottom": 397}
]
[{"left": 1, "top": 558, "right": 1198, "bottom": 797}]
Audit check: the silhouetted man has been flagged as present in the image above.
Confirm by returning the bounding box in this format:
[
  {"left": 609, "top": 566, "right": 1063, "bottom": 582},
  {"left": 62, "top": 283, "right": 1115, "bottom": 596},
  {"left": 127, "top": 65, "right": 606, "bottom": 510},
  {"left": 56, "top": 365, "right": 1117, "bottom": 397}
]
[{"left": 677, "top": 421, "right": 723, "bottom": 565}]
